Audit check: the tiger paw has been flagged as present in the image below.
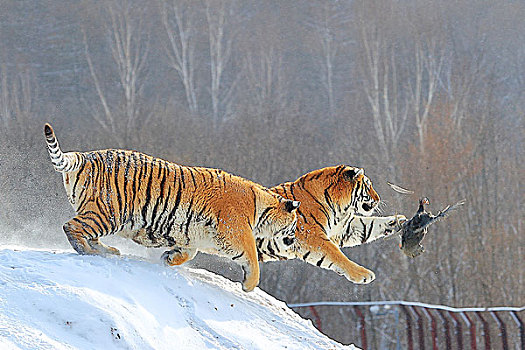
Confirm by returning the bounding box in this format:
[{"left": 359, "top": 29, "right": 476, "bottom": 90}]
[
  {"left": 394, "top": 214, "right": 407, "bottom": 227},
  {"left": 104, "top": 246, "right": 121, "bottom": 256},
  {"left": 161, "top": 250, "right": 173, "bottom": 266},
  {"left": 349, "top": 268, "right": 375, "bottom": 284},
  {"left": 162, "top": 249, "right": 184, "bottom": 266},
  {"left": 162, "top": 247, "right": 196, "bottom": 266},
  {"left": 388, "top": 214, "right": 407, "bottom": 231},
  {"left": 241, "top": 276, "right": 258, "bottom": 292},
  {"left": 382, "top": 215, "right": 407, "bottom": 239},
  {"left": 89, "top": 240, "right": 121, "bottom": 256},
  {"left": 240, "top": 265, "right": 259, "bottom": 292}
]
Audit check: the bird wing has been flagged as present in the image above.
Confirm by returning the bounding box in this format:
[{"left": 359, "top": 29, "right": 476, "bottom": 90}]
[
  {"left": 387, "top": 182, "right": 414, "bottom": 194},
  {"left": 435, "top": 199, "right": 466, "bottom": 220},
  {"left": 416, "top": 199, "right": 466, "bottom": 230}
]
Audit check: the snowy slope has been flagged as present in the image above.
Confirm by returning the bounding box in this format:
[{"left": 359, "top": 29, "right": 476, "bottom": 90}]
[{"left": 0, "top": 247, "right": 357, "bottom": 350}]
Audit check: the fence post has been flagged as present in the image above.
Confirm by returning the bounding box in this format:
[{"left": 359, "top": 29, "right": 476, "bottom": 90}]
[
  {"left": 411, "top": 306, "right": 426, "bottom": 350},
  {"left": 477, "top": 312, "right": 491, "bottom": 350},
  {"left": 449, "top": 311, "right": 464, "bottom": 349},
  {"left": 308, "top": 306, "right": 322, "bottom": 331},
  {"left": 460, "top": 312, "right": 477, "bottom": 350},
  {"left": 423, "top": 307, "right": 438, "bottom": 350},
  {"left": 491, "top": 311, "right": 509, "bottom": 350},
  {"left": 509, "top": 311, "right": 524, "bottom": 350},
  {"left": 437, "top": 310, "right": 452, "bottom": 349},
  {"left": 354, "top": 306, "right": 367, "bottom": 350},
  {"left": 400, "top": 305, "right": 414, "bottom": 350}
]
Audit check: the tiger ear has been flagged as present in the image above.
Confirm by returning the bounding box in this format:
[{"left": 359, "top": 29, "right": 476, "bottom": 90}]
[
  {"left": 343, "top": 168, "right": 364, "bottom": 181},
  {"left": 284, "top": 199, "right": 300, "bottom": 213}
]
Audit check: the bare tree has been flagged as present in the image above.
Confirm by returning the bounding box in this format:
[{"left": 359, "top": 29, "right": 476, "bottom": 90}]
[
  {"left": 238, "top": 10, "right": 287, "bottom": 115},
  {"left": 0, "top": 64, "right": 36, "bottom": 140},
  {"left": 440, "top": 48, "right": 486, "bottom": 130},
  {"left": 159, "top": 0, "right": 199, "bottom": 114},
  {"left": 355, "top": 10, "right": 408, "bottom": 178},
  {"left": 306, "top": 1, "right": 350, "bottom": 119},
  {"left": 83, "top": 0, "right": 149, "bottom": 146},
  {"left": 0, "top": 63, "right": 12, "bottom": 130},
  {"left": 243, "top": 48, "right": 286, "bottom": 111},
  {"left": 204, "top": 0, "right": 236, "bottom": 127},
  {"left": 409, "top": 37, "right": 444, "bottom": 154}
]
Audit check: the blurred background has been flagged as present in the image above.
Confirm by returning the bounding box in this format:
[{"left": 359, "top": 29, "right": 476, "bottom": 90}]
[{"left": 0, "top": 0, "right": 523, "bottom": 346}]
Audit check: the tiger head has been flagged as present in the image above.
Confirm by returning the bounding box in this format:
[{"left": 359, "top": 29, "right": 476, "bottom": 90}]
[
  {"left": 304, "top": 165, "right": 380, "bottom": 217},
  {"left": 334, "top": 165, "right": 380, "bottom": 216},
  {"left": 254, "top": 195, "right": 300, "bottom": 248}
]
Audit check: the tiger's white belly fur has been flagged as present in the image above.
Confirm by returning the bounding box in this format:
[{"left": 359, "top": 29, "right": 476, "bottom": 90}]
[{"left": 116, "top": 209, "right": 219, "bottom": 250}]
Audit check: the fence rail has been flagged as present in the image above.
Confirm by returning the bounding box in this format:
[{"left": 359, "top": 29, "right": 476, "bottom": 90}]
[{"left": 288, "top": 301, "right": 525, "bottom": 350}]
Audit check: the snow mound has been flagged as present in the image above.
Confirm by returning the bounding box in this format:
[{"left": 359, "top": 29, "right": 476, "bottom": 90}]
[{"left": 0, "top": 248, "right": 357, "bottom": 350}]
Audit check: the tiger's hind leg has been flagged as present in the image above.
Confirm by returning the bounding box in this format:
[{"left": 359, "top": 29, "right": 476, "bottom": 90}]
[
  {"left": 162, "top": 247, "right": 197, "bottom": 266},
  {"left": 63, "top": 216, "right": 120, "bottom": 256},
  {"left": 89, "top": 239, "right": 121, "bottom": 256}
]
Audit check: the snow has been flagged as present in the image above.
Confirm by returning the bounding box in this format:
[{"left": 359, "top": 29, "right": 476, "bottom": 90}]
[{"left": 0, "top": 247, "right": 358, "bottom": 350}]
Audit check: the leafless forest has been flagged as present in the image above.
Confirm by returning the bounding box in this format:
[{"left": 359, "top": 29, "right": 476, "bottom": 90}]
[{"left": 0, "top": 0, "right": 523, "bottom": 345}]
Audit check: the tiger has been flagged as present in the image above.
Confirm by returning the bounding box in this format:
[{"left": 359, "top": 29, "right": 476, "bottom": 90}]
[
  {"left": 256, "top": 165, "right": 406, "bottom": 284},
  {"left": 44, "top": 123, "right": 299, "bottom": 292}
]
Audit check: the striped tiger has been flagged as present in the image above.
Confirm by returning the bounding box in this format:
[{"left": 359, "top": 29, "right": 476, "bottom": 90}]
[
  {"left": 44, "top": 123, "right": 299, "bottom": 292},
  {"left": 257, "top": 165, "right": 406, "bottom": 284}
]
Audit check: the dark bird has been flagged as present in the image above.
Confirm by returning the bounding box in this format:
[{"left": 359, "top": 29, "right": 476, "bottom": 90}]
[{"left": 398, "top": 197, "right": 465, "bottom": 258}]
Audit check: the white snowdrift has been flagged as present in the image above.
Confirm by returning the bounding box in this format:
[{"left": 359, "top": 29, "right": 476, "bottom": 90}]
[{"left": 0, "top": 248, "right": 357, "bottom": 350}]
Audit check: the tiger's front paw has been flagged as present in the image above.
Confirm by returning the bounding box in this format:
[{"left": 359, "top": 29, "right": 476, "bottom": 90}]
[
  {"left": 242, "top": 278, "right": 258, "bottom": 292},
  {"left": 395, "top": 214, "right": 407, "bottom": 227},
  {"left": 240, "top": 265, "right": 260, "bottom": 292},
  {"left": 383, "top": 215, "right": 407, "bottom": 238},
  {"left": 349, "top": 267, "right": 376, "bottom": 284}
]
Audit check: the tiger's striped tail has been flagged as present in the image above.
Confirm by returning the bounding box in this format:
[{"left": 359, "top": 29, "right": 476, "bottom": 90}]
[{"left": 44, "top": 123, "right": 82, "bottom": 172}]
